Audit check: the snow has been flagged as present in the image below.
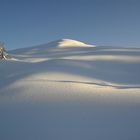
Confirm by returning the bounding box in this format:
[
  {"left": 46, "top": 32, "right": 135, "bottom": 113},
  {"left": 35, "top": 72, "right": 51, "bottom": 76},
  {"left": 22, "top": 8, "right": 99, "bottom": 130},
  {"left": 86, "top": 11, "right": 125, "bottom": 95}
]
[
  {"left": 58, "top": 39, "right": 94, "bottom": 48},
  {"left": 0, "top": 39, "right": 140, "bottom": 140}
]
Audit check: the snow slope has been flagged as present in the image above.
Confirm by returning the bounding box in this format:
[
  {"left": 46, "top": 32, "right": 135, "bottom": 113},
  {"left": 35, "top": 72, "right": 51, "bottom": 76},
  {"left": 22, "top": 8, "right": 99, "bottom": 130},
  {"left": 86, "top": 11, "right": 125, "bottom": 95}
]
[{"left": 0, "top": 39, "right": 140, "bottom": 140}]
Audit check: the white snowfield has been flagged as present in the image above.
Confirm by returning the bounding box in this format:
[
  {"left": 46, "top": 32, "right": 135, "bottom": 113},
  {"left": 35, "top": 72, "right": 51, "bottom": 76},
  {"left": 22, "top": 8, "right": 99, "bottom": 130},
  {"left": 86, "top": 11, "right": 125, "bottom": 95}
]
[{"left": 0, "top": 39, "right": 140, "bottom": 140}]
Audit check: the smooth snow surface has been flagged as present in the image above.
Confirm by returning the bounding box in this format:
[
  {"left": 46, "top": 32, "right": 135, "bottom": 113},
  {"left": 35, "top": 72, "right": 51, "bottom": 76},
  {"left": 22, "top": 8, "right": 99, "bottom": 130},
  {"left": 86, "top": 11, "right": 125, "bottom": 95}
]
[
  {"left": 58, "top": 39, "right": 93, "bottom": 48},
  {"left": 0, "top": 39, "right": 140, "bottom": 140}
]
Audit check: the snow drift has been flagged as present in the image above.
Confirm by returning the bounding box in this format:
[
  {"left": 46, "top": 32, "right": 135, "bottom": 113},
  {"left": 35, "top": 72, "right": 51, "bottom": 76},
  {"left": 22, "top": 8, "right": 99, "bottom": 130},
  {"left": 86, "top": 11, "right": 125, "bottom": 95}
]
[
  {"left": 0, "top": 39, "right": 140, "bottom": 140},
  {"left": 5, "top": 38, "right": 140, "bottom": 87}
]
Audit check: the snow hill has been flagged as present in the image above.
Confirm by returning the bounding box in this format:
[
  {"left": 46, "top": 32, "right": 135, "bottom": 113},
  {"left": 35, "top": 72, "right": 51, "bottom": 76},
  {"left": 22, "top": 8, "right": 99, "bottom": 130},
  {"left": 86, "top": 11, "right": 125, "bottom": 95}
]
[
  {"left": 0, "top": 39, "right": 140, "bottom": 140},
  {"left": 6, "top": 38, "right": 140, "bottom": 87}
]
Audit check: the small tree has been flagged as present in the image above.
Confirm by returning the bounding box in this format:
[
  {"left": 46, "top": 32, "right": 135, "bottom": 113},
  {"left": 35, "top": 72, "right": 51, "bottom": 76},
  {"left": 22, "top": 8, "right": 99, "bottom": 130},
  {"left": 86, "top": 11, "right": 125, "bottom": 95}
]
[{"left": 0, "top": 42, "right": 6, "bottom": 59}]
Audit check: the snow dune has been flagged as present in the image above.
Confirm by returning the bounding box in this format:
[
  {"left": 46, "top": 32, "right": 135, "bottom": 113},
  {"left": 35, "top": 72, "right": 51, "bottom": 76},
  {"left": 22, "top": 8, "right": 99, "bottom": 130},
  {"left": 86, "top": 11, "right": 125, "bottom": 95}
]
[
  {"left": 0, "top": 39, "right": 140, "bottom": 140},
  {"left": 0, "top": 39, "right": 140, "bottom": 97},
  {"left": 58, "top": 39, "right": 93, "bottom": 48},
  {"left": 5, "top": 39, "right": 140, "bottom": 88}
]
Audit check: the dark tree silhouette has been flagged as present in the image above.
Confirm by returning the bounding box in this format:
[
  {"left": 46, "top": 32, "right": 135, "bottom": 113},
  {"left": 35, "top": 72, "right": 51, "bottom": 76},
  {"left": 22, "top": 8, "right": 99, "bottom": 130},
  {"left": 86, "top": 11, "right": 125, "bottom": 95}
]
[{"left": 0, "top": 42, "right": 6, "bottom": 59}]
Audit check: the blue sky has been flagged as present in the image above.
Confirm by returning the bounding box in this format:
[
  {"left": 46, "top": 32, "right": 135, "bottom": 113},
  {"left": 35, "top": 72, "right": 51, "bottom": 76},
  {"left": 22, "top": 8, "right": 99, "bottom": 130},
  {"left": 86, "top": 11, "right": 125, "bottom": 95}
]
[{"left": 0, "top": 0, "right": 140, "bottom": 49}]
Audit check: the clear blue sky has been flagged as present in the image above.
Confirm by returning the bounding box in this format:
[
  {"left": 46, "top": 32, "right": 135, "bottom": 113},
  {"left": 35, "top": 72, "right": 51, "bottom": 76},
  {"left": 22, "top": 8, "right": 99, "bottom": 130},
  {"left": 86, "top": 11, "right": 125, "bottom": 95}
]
[{"left": 0, "top": 0, "right": 140, "bottom": 49}]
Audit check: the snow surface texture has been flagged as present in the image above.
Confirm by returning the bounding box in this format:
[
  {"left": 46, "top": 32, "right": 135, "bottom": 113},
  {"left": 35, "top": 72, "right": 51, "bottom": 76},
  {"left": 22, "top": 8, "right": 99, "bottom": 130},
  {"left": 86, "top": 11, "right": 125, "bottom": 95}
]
[{"left": 0, "top": 39, "right": 140, "bottom": 140}]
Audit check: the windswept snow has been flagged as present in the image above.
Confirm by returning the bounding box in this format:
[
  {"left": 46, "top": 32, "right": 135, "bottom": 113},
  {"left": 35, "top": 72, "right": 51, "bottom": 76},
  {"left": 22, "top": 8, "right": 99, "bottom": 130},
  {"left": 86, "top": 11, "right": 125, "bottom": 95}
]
[
  {"left": 6, "top": 39, "right": 140, "bottom": 87},
  {"left": 0, "top": 39, "right": 140, "bottom": 140},
  {"left": 58, "top": 39, "right": 93, "bottom": 48}
]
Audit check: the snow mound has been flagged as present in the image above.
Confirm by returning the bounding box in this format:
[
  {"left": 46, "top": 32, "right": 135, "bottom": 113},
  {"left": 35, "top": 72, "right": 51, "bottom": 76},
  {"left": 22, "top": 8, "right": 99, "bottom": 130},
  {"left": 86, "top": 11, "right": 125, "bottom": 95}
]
[
  {"left": 58, "top": 39, "right": 94, "bottom": 48},
  {"left": 5, "top": 42, "right": 140, "bottom": 87},
  {"left": 9, "top": 39, "right": 95, "bottom": 55},
  {"left": 1, "top": 39, "right": 140, "bottom": 140}
]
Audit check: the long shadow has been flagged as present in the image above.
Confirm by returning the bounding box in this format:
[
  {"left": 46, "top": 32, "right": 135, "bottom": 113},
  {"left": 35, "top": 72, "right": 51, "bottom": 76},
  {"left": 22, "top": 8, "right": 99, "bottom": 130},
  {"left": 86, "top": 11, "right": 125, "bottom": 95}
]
[
  {"left": 9, "top": 46, "right": 140, "bottom": 58},
  {"left": 9, "top": 47, "right": 94, "bottom": 57},
  {"left": 23, "top": 79, "right": 140, "bottom": 89}
]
